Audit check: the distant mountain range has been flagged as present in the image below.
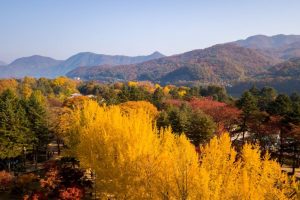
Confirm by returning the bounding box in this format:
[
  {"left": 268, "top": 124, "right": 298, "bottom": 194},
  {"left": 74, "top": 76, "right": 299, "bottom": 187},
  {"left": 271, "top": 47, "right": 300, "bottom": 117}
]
[
  {"left": 0, "top": 51, "right": 165, "bottom": 78},
  {"left": 1, "top": 55, "right": 63, "bottom": 77},
  {"left": 233, "top": 34, "right": 300, "bottom": 60},
  {"left": 67, "top": 44, "right": 277, "bottom": 84},
  {"left": 2, "top": 34, "right": 300, "bottom": 94}
]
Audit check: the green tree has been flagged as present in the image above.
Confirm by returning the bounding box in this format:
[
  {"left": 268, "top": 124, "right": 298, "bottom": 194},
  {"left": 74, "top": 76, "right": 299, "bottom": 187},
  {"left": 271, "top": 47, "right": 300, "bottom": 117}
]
[
  {"left": 237, "top": 91, "right": 258, "bottom": 143},
  {"left": 0, "top": 90, "right": 30, "bottom": 170},
  {"left": 152, "top": 88, "right": 164, "bottom": 109},
  {"left": 185, "top": 110, "right": 216, "bottom": 145},
  {"left": 167, "top": 104, "right": 190, "bottom": 134},
  {"left": 25, "top": 91, "right": 50, "bottom": 167},
  {"left": 268, "top": 94, "right": 292, "bottom": 116},
  {"left": 258, "top": 87, "right": 277, "bottom": 111}
]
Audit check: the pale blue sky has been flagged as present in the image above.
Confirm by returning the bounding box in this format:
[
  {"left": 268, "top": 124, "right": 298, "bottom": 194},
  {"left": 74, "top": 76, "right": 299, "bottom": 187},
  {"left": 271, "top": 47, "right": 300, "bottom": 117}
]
[{"left": 1, "top": 0, "right": 300, "bottom": 63}]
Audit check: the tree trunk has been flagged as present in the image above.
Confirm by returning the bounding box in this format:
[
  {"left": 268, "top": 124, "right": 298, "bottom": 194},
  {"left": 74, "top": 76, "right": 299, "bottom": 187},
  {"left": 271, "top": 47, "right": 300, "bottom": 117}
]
[
  {"left": 8, "top": 160, "right": 11, "bottom": 172},
  {"left": 57, "top": 138, "right": 61, "bottom": 155},
  {"left": 292, "top": 142, "right": 296, "bottom": 175},
  {"left": 34, "top": 145, "right": 38, "bottom": 169},
  {"left": 279, "top": 130, "right": 284, "bottom": 166}
]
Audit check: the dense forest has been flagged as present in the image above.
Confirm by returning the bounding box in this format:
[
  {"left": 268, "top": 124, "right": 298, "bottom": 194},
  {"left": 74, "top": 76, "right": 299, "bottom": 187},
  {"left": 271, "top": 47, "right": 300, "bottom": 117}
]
[{"left": 0, "top": 77, "right": 300, "bottom": 199}]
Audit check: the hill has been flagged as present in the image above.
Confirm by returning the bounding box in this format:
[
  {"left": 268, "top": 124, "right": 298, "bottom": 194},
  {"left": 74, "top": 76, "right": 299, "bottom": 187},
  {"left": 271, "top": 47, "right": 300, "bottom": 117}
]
[
  {"left": 233, "top": 34, "right": 300, "bottom": 60},
  {"left": 67, "top": 44, "right": 278, "bottom": 84},
  {"left": 227, "top": 58, "right": 300, "bottom": 96},
  {"left": 0, "top": 52, "right": 165, "bottom": 78},
  {"left": 54, "top": 51, "right": 165, "bottom": 75},
  {"left": 268, "top": 57, "right": 300, "bottom": 78},
  {"left": 0, "top": 55, "right": 62, "bottom": 78}
]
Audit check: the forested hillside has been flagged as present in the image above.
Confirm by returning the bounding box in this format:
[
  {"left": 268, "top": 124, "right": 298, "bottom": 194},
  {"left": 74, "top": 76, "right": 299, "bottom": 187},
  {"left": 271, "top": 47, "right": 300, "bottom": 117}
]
[{"left": 67, "top": 44, "right": 278, "bottom": 84}]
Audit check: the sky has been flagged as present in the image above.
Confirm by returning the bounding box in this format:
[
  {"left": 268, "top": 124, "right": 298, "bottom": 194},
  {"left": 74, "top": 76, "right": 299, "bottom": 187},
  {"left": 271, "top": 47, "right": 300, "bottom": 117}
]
[{"left": 1, "top": 0, "right": 300, "bottom": 63}]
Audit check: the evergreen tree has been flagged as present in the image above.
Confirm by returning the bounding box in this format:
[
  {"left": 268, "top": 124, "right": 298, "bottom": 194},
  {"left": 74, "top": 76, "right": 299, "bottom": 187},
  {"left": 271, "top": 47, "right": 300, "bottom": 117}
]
[
  {"left": 237, "top": 91, "right": 258, "bottom": 143},
  {"left": 25, "top": 91, "right": 50, "bottom": 165},
  {"left": 268, "top": 94, "right": 292, "bottom": 116},
  {"left": 152, "top": 88, "right": 164, "bottom": 109},
  {"left": 185, "top": 110, "right": 216, "bottom": 145},
  {"left": 0, "top": 90, "right": 30, "bottom": 170}
]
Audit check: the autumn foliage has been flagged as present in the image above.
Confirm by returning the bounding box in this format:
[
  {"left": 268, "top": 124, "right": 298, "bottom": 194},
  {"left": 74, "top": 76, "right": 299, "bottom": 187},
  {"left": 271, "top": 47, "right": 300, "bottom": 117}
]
[{"left": 67, "top": 100, "right": 298, "bottom": 199}]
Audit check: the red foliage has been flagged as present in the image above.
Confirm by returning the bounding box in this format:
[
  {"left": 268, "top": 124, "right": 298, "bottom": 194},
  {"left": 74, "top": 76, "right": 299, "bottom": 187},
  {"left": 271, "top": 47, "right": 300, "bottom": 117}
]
[
  {"left": 0, "top": 171, "right": 14, "bottom": 191},
  {"left": 59, "top": 187, "right": 83, "bottom": 200},
  {"left": 163, "top": 97, "right": 241, "bottom": 133},
  {"left": 189, "top": 98, "right": 241, "bottom": 133},
  {"left": 40, "top": 168, "right": 61, "bottom": 191},
  {"left": 163, "top": 99, "right": 184, "bottom": 107},
  {"left": 23, "top": 192, "right": 46, "bottom": 200}
]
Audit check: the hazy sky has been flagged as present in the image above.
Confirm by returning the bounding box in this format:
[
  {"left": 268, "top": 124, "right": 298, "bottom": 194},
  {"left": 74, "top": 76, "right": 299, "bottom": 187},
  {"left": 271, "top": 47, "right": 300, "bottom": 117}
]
[{"left": 1, "top": 0, "right": 300, "bottom": 63}]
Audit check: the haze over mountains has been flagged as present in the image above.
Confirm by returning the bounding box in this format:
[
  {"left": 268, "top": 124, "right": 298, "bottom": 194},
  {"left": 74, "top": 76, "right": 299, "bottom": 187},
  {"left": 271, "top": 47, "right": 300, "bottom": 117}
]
[
  {"left": 2, "top": 34, "right": 300, "bottom": 93},
  {"left": 0, "top": 51, "right": 165, "bottom": 78}
]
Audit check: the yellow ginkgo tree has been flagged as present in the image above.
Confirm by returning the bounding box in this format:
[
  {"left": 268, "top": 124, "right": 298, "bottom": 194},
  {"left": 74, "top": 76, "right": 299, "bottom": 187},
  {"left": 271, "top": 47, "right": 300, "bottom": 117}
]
[{"left": 65, "top": 99, "right": 298, "bottom": 200}]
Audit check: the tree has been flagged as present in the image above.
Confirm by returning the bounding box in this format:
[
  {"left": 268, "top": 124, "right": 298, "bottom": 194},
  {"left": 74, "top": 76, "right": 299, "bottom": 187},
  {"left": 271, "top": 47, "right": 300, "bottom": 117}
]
[
  {"left": 167, "top": 104, "right": 190, "bottom": 134},
  {"left": 198, "top": 133, "right": 298, "bottom": 199},
  {"left": 0, "top": 79, "right": 18, "bottom": 94},
  {"left": 25, "top": 91, "right": 50, "bottom": 166},
  {"left": 200, "top": 85, "right": 229, "bottom": 102},
  {"left": 185, "top": 110, "right": 216, "bottom": 145},
  {"left": 258, "top": 87, "right": 277, "bottom": 111},
  {"left": 70, "top": 100, "right": 201, "bottom": 199},
  {"left": 67, "top": 101, "right": 298, "bottom": 199},
  {"left": 0, "top": 90, "right": 30, "bottom": 170},
  {"left": 152, "top": 87, "right": 164, "bottom": 109},
  {"left": 190, "top": 98, "right": 240, "bottom": 133},
  {"left": 236, "top": 91, "right": 258, "bottom": 143},
  {"left": 268, "top": 94, "right": 292, "bottom": 116},
  {"left": 119, "top": 101, "right": 158, "bottom": 120}
]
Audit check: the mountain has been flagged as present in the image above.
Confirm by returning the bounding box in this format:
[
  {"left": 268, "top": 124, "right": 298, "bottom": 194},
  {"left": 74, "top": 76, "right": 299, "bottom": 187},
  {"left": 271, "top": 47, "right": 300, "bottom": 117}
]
[
  {"left": 54, "top": 51, "right": 165, "bottom": 75},
  {"left": 0, "top": 55, "right": 62, "bottom": 78},
  {"left": 268, "top": 57, "right": 300, "bottom": 78},
  {"left": 233, "top": 34, "right": 300, "bottom": 60},
  {"left": 67, "top": 44, "right": 278, "bottom": 84},
  {"left": 0, "top": 52, "right": 164, "bottom": 78},
  {"left": 227, "top": 57, "right": 300, "bottom": 96}
]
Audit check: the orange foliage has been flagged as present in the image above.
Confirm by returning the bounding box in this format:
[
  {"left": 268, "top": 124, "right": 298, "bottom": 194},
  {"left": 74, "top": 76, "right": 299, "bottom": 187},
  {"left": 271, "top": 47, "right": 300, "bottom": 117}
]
[
  {"left": 59, "top": 187, "right": 83, "bottom": 200},
  {"left": 0, "top": 171, "right": 14, "bottom": 190},
  {"left": 0, "top": 79, "right": 18, "bottom": 94},
  {"left": 63, "top": 96, "right": 89, "bottom": 109},
  {"left": 40, "top": 168, "right": 61, "bottom": 191}
]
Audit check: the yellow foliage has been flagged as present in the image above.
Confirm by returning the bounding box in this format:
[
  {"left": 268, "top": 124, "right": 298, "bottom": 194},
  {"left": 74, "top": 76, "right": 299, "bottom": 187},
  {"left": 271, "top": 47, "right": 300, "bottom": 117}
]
[
  {"left": 119, "top": 101, "right": 158, "bottom": 119},
  {"left": 178, "top": 90, "right": 187, "bottom": 97},
  {"left": 67, "top": 101, "right": 298, "bottom": 199},
  {"left": 72, "top": 101, "right": 199, "bottom": 199},
  {"left": 155, "top": 83, "right": 161, "bottom": 89},
  {"left": 52, "top": 76, "right": 78, "bottom": 97},
  {"left": 199, "top": 133, "right": 297, "bottom": 199},
  {"left": 127, "top": 81, "right": 138, "bottom": 87},
  {"left": 0, "top": 79, "right": 18, "bottom": 94},
  {"left": 162, "top": 86, "right": 170, "bottom": 95}
]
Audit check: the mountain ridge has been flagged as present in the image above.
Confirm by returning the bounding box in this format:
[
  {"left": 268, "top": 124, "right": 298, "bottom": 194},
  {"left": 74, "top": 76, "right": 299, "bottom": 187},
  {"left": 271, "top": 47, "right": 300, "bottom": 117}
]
[
  {"left": 0, "top": 51, "right": 165, "bottom": 78},
  {"left": 67, "top": 44, "right": 278, "bottom": 84}
]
